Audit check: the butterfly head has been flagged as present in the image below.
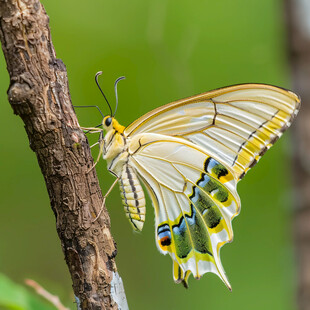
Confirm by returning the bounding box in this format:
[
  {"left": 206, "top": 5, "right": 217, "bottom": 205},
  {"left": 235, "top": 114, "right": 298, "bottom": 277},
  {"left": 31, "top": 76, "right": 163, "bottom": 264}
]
[
  {"left": 103, "top": 115, "right": 112, "bottom": 128},
  {"left": 102, "top": 115, "right": 125, "bottom": 134}
]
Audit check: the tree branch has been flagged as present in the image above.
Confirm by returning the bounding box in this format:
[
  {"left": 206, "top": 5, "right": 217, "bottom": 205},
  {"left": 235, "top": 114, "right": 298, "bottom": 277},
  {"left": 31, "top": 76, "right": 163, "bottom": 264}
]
[{"left": 0, "top": 1, "right": 128, "bottom": 309}]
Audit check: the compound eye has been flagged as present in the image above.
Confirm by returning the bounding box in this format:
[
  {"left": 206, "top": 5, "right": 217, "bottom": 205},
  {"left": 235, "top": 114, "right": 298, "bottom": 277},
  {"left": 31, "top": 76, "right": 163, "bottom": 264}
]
[{"left": 105, "top": 117, "right": 112, "bottom": 127}]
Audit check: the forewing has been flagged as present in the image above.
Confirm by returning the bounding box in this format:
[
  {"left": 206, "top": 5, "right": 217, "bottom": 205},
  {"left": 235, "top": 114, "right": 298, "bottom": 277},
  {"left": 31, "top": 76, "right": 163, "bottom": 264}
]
[
  {"left": 128, "top": 134, "right": 240, "bottom": 288},
  {"left": 125, "top": 84, "right": 300, "bottom": 180}
]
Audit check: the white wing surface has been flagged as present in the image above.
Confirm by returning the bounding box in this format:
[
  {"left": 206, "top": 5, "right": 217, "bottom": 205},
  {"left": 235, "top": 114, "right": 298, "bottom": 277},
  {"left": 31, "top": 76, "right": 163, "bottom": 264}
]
[{"left": 125, "top": 84, "right": 300, "bottom": 180}]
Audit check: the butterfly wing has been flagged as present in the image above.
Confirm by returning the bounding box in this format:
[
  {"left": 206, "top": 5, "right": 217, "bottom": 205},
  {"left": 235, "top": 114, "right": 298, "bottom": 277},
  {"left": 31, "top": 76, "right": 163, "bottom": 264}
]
[
  {"left": 124, "top": 84, "right": 300, "bottom": 287},
  {"left": 125, "top": 84, "right": 300, "bottom": 180},
  {"left": 128, "top": 133, "right": 240, "bottom": 288}
]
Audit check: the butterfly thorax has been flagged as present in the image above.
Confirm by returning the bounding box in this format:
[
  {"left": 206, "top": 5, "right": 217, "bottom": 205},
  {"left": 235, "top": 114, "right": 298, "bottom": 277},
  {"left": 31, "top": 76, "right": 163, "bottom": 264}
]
[
  {"left": 102, "top": 116, "right": 146, "bottom": 231},
  {"left": 102, "top": 117, "right": 128, "bottom": 175}
]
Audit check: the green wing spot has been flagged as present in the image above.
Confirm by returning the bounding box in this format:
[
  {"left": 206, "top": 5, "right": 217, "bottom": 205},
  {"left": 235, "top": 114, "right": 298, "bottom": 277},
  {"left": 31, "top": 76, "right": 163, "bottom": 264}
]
[
  {"left": 172, "top": 220, "right": 192, "bottom": 259},
  {"left": 172, "top": 204, "right": 213, "bottom": 258},
  {"left": 203, "top": 206, "right": 222, "bottom": 228},
  {"left": 203, "top": 178, "right": 228, "bottom": 203},
  {"left": 203, "top": 177, "right": 218, "bottom": 193},
  {"left": 191, "top": 185, "right": 222, "bottom": 229},
  {"left": 215, "top": 188, "right": 228, "bottom": 203},
  {"left": 192, "top": 186, "right": 213, "bottom": 209},
  {"left": 187, "top": 205, "right": 212, "bottom": 255},
  {"left": 212, "top": 163, "right": 228, "bottom": 179},
  {"left": 204, "top": 157, "right": 229, "bottom": 179}
]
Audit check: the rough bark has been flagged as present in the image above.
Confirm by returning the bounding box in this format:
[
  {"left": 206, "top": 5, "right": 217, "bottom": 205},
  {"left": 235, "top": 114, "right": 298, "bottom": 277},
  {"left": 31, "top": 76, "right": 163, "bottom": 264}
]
[
  {"left": 0, "top": 1, "right": 127, "bottom": 309},
  {"left": 285, "top": 1, "right": 310, "bottom": 309}
]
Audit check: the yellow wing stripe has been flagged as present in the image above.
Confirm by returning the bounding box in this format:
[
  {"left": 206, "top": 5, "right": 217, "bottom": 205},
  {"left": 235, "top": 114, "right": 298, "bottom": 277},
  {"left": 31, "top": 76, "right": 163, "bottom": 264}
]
[{"left": 234, "top": 107, "right": 297, "bottom": 180}]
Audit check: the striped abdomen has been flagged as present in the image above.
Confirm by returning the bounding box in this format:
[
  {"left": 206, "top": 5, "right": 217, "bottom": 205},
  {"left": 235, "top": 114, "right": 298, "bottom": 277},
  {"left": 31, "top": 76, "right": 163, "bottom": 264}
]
[{"left": 119, "top": 164, "right": 146, "bottom": 231}]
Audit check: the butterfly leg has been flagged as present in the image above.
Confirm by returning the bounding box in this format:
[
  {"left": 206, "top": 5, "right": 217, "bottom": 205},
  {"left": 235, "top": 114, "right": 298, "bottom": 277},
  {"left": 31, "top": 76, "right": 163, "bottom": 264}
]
[
  {"left": 81, "top": 126, "right": 102, "bottom": 133},
  {"left": 87, "top": 131, "right": 104, "bottom": 173},
  {"left": 92, "top": 177, "right": 120, "bottom": 223},
  {"left": 90, "top": 141, "right": 99, "bottom": 148}
]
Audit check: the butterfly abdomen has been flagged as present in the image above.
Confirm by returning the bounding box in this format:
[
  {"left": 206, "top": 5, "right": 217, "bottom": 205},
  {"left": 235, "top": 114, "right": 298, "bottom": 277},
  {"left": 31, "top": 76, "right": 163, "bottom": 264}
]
[{"left": 119, "top": 164, "right": 146, "bottom": 231}]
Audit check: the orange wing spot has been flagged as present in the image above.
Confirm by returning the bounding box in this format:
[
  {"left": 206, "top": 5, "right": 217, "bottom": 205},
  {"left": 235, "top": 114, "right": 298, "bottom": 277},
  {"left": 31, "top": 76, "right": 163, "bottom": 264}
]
[{"left": 160, "top": 236, "right": 171, "bottom": 247}]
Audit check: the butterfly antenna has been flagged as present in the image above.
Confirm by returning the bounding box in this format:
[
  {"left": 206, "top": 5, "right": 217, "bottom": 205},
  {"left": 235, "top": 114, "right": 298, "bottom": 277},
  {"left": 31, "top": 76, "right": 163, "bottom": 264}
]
[
  {"left": 73, "top": 105, "right": 105, "bottom": 119},
  {"left": 113, "top": 76, "right": 126, "bottom": 117},
  {"left": 95, "top": 71, "right": 113, "bottom": 116}
]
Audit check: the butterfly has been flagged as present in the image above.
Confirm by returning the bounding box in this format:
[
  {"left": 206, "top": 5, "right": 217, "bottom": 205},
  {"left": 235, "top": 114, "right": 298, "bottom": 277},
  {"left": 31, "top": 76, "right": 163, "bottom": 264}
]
[{"left": 79, "top": 72, "right": 300, "bottom": 289}]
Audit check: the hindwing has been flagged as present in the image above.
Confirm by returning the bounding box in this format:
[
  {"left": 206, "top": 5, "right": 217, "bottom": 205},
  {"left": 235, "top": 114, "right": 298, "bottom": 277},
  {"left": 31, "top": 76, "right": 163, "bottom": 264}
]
[{"left": 128, "top": 134, "right": 240, "bottom": 288}]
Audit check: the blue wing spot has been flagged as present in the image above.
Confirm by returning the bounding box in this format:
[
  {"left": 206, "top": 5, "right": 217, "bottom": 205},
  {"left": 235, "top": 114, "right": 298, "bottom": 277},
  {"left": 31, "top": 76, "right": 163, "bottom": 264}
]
[
  {"left": 172, "top": 216, "right": 188, "bottom": 237},
  {"left": 158, "top": 224, "right": 172, "bottom": 246}
]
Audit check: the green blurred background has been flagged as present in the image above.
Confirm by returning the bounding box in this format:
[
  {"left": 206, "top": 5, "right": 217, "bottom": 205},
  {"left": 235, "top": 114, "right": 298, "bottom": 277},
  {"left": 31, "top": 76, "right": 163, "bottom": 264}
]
[{"left": 0, "top": 0, "right": 297, "bottom": 309}]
